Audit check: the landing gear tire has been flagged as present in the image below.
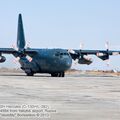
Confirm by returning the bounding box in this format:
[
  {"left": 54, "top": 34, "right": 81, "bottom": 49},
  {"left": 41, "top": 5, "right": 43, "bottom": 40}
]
[
  {"left": 51, "top": 73, "right": 58, "bottom": 77},
  {"left": 61, "top": 72, "right": 65, "bottom": 77},
  {"left": 51, "top": 72, "right": 65, "bottom": 77},
  {"left": 26, "top": 72, "right": 34, "bottom": 76}
]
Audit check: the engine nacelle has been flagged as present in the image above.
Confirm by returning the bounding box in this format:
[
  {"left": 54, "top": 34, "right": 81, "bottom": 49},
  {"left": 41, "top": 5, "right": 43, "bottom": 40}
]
[
  {"left": 78, "top": 56, "right": 92, "bottom": 65},
  {"left": 96, "top": 53, "right": 109, "bottom": 60},
  {"left": 0, "top": 56, "right": 6, "bottom": 63}
]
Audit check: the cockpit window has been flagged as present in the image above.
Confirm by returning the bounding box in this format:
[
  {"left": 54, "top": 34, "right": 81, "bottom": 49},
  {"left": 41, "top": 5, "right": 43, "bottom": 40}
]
[{"left": 55, "top": 53, "right": 59, "bottom": 56}]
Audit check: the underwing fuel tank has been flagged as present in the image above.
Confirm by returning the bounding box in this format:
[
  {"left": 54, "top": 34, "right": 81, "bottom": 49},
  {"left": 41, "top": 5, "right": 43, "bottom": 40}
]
[{"left": 0, "top": 56, "right": 6, "bottom": 63}]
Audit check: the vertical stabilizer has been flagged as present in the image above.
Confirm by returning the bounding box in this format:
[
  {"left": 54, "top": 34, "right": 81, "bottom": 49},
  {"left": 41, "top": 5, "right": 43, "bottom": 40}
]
[{"left": 17, "top": 14, "right": 26, "bottom": 50}]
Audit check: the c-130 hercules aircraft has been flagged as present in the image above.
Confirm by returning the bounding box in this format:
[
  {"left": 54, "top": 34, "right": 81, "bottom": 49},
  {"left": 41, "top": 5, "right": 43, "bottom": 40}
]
[{"left": 0, "top": 14, "right": 120, "bottom": 77}]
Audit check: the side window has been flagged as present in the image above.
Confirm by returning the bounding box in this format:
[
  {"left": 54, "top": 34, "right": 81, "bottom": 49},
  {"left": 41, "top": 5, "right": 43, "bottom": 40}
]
[
  {"left": 55, "top": 52, "right": 60, "bottom": 57},
  {"left": 60, "top": 53, "right": 64, "bottom": 56},
  {"left": 55, "top": 52, "right": 69, "bottom": 57},
  {"left": 55, "top": 53, "right": 59, "bottom": 56}
]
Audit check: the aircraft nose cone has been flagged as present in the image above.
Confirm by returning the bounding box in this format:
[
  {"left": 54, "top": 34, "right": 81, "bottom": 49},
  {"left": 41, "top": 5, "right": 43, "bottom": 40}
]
[
  {"left": 66, "top": 61, "right": 71, "bottom": 67},
  {"left": 64, "top": 58, "right": 72, "bottom": 69}
]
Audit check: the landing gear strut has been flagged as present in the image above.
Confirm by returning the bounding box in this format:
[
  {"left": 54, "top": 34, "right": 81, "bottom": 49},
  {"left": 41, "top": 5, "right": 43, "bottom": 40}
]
[{"left": 51, "top": 72, "right": 65, "bottom": 77}]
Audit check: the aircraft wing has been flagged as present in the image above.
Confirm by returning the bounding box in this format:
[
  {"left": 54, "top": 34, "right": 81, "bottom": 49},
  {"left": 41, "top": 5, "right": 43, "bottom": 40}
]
[
  {"left": 0, "top": 48, "right": 37, "bottom": 55},
  {"left": 68, "top": 49, "right": 120, "bottom": 65},
  {"left": 75, "top": 49, "right": 120, "bottom": 55},
  {"left": 0, "top": 48, "right": 16, "bottom": 54},
  {"left": 0, "top": 47, "right": 37, "bottom": 63}
]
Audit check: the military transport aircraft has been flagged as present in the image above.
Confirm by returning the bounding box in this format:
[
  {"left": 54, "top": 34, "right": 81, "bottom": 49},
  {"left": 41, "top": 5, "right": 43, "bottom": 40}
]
[{"left": 0, "top": 14, "right": 120, "bottom": 77}]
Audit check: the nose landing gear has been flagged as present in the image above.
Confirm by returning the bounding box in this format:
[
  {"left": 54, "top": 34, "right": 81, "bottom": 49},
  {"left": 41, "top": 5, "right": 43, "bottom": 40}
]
[{"left": 26, "top": 72, "right": 34, "bottom": 76}]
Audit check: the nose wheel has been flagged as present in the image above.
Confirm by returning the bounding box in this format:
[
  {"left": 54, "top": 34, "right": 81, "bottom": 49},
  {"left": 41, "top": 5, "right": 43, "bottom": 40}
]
[
  {"left": 25, "top": 70, "right": 34, "bottom": 76},
  {"left": 26, "top": 72, "right": 34, "bottom": 76},
  {"left": 51, "top": 72, "right": 65, "bottom": 77}
]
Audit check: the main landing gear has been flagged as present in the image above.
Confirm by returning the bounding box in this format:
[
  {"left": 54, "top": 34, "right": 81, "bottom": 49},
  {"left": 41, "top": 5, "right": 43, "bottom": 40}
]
[
  {"left": 51, "top": 72, "right": 65, "bottom": 77},
  {"left": 26, "top": 72, "right": 34, "bottom": 76}
]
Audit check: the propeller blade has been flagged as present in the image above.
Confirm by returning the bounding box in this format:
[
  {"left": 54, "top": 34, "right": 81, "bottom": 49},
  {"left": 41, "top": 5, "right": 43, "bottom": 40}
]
[
  {"left": 106, "top": 59, "right": 110, "bottom": 67},
  {"left": 105, "top": 41, "right": 109, "bottom": 50},
  {"left": 26, "top": 55, "right": 32, "bottom": 62},
  {"left": 11, "top": 43, "right": 18, "bottom": 51},
  {"left": 80, "top": 43, "right": 84, "bottom": 50},
  {"left": 26, "top": 41, "right": 30, "bottom": 48},
  {"left": 13, "top": 57, "right": 20, "bottom": 64},
  {"left": 68, "top": 49, "right": 76, "bottom": 54}
]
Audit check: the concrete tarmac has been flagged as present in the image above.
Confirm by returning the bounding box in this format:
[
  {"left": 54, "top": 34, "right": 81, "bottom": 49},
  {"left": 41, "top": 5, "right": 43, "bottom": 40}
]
[{"left": 0, "top": 72, "right": 120, "bottom": 120}]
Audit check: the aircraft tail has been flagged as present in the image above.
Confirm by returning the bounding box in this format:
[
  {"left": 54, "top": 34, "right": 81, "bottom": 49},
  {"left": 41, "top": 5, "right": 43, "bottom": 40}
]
[{"left": 17, "top": 14, "right": 26, "bottom": 51}]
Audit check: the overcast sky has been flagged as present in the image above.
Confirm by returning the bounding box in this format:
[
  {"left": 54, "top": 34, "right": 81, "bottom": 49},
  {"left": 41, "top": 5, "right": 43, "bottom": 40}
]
[{"left": 0, "top": 0, "right": 120, "bottom": 70}]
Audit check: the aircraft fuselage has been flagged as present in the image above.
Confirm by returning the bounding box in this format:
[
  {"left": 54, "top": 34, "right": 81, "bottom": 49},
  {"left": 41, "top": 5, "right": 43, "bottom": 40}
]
[{"left": 19, "top": 49, "right": 72, "bottom": 75}]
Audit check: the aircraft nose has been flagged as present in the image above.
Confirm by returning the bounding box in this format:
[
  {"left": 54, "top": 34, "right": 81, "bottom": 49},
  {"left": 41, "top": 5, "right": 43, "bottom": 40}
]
[
  {"left": 66, "top": 60, "right": 71, "bottom": 67},
  {"left": 63, "top": 58, "right": 72, "bottom": 68}
]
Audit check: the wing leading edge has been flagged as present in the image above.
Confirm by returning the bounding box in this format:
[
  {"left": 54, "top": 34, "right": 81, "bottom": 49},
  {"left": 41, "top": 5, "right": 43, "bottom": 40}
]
[{"left": 0, "top": 48, "right": 37, "bottom": 55}]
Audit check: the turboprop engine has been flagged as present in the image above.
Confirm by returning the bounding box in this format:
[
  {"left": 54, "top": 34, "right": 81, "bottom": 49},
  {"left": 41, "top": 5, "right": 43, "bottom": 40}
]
[
  {"left": 0, "top": 56, "right": 6, "bottom": 63},
  {"left": 78, "top": 55, "right": 92, "bottom": 65},
  {"left": 96, "top": 53, "right": 109, "bottom": 60}
]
